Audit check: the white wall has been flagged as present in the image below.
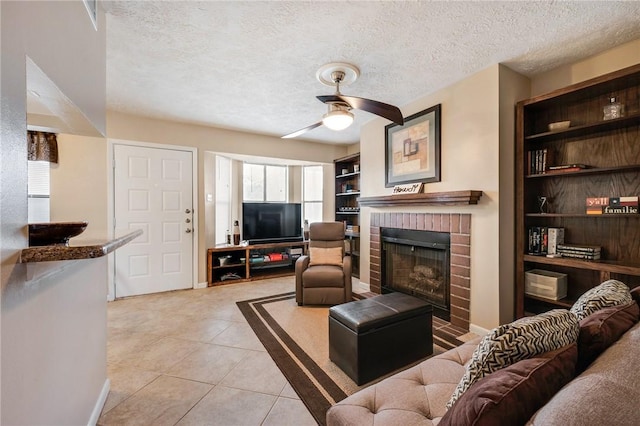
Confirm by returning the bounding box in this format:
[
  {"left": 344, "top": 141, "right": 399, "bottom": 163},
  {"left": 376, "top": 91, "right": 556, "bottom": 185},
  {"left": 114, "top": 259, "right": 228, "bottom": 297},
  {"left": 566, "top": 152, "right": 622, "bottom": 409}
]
[{"left": 0, "top": 1, "right": 108, "bottom": 424}]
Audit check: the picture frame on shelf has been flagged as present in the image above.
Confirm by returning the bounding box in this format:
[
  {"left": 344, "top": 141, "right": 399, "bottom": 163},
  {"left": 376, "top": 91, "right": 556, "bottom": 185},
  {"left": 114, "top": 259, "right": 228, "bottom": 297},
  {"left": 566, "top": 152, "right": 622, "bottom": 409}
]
[{"left": 385, "top": 104, "right": 441, "bottom": 187}]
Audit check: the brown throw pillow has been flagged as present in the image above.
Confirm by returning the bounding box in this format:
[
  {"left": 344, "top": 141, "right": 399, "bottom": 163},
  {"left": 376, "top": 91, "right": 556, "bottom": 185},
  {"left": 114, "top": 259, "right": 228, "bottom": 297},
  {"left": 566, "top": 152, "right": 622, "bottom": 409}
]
[
  {"left": 440, "top": 343, "right": 578, "bottom": 426},
  {"left": 576, "top": 301, "right": 640, "bottom": 373},
  {"left": 308, "top": 247, "right": 343, "bottom": 266},
  {"left": 630, "top": 286, "right": 640, "bottom": 306}
]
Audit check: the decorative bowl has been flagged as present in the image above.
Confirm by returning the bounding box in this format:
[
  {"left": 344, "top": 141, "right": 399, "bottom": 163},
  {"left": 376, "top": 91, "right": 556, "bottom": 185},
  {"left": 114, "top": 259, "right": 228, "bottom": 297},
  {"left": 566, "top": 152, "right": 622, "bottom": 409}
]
[
  {"left": 548, "top": 121, "right": 571, "bottom": 131},
  {"left": 28, "top": 221, "right": 88, "bottom": 246}
]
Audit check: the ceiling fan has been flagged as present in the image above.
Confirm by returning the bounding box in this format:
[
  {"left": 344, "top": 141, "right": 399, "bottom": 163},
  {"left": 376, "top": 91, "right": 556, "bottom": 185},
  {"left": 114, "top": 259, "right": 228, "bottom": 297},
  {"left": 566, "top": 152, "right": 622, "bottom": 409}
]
[{"left": 282, "top": 63, "right": 404, "bottom": 139}]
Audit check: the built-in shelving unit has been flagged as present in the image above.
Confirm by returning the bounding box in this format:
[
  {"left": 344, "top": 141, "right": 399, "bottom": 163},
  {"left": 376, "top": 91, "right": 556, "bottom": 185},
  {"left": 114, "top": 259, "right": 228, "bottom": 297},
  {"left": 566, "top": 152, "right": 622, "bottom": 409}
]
[
  {"left": 515, "top": 63, "right": 640, "bottom": 317},
  {"left": 335, "top": 153, "right": 361, "bottom": 278}
]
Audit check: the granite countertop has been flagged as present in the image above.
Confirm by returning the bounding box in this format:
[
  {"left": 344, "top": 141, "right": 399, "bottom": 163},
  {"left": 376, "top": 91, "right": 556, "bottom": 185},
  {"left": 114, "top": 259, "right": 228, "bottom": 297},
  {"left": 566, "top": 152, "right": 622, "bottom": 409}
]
[{"left": 19, "top": 229, "right": 143, "bottom": 263}]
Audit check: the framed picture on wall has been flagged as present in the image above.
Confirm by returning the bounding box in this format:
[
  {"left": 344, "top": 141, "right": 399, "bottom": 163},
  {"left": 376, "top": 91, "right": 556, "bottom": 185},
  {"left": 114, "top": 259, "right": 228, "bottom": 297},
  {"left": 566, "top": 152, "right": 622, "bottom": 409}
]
[{"left": 385, "top": 104, "right": 441, "bottom": 187}]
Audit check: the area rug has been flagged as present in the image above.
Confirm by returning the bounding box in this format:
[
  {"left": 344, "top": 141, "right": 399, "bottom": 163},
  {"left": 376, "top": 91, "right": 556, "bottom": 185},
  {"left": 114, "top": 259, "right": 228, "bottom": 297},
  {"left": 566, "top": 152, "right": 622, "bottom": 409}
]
[{"left": 237, "top": 292, "right": 467, "bottom": 425}]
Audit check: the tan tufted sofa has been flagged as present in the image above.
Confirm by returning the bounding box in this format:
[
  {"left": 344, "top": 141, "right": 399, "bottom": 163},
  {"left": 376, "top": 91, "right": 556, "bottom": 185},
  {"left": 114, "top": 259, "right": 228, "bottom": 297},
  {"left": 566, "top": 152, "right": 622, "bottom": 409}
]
[
  {"left": 327, "top": 288, "right": 640, "bottom": 426},
  {"left": 326, "top": 337, "right": 481, "bottom": 425}
]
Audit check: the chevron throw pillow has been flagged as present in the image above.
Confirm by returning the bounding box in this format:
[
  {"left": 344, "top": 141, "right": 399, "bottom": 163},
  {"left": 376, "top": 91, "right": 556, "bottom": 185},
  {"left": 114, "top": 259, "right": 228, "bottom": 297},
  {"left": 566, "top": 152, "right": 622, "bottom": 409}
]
[
  {"left": 570, "top": 279, "right": 632, "bottom": 321},
  {"left": 447, "top": 309, "right": 579, "bottom": 409}
]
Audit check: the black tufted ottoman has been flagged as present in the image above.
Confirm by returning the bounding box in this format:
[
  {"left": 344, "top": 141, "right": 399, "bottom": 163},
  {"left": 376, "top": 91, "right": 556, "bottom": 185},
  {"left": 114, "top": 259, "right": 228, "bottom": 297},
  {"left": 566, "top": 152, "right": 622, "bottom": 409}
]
[{"left": 328, "top": 292, "right": 433, "bottom": 385}]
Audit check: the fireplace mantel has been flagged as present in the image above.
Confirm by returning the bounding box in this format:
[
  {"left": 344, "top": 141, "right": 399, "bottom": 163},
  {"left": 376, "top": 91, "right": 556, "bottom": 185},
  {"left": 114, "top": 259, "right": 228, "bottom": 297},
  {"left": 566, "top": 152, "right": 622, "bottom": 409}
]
[{"left": 358, "top": 190, "right": 483, "bottom": 207}]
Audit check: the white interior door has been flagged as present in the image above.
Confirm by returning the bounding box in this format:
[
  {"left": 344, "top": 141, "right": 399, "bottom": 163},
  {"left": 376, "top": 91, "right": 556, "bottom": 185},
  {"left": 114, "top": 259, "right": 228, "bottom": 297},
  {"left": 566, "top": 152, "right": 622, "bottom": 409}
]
[{"left": 114, "top": 144, "right": 194, "bottom": 297}]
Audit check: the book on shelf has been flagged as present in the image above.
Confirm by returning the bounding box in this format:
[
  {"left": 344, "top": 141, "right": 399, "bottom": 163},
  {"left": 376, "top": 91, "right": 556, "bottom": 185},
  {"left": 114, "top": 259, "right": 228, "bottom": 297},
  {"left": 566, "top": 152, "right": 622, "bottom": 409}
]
[
  {"left": 548, "top": 164, "right": 590, "bottom": 170},
  {"left": 528, "top": 226, "right": 566, "bottom": 255},
  {"left": 527, "top": 226, "right": 548, "bottom": 255},
  {"left": 547, "top": 228, "right": 564, "bottom": 255},
  {"left": 527, "top": 148, "right": 555, "bottom": 175},
  {"left": 545, "top": 164, "right": 591, "bottom": 174},
  {"left": 556, "top": 244, "right": 601, "bottom": 253},
  {"left": 557, "top": 251, "right": 601, "bottom": 260}
]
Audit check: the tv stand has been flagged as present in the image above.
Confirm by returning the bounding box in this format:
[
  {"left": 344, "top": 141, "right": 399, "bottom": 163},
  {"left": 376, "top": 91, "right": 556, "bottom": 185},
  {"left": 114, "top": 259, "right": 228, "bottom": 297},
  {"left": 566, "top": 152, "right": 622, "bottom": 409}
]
[{"left": 207, "top": 240, "right": 308, "bottom": 286}]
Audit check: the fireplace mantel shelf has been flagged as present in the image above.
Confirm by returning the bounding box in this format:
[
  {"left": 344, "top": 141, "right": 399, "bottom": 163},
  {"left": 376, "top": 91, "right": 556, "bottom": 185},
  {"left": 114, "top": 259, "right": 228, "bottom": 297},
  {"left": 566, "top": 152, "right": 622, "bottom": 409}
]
[{"left": 358, "top": 190, "right": 483, "bottom": 207}]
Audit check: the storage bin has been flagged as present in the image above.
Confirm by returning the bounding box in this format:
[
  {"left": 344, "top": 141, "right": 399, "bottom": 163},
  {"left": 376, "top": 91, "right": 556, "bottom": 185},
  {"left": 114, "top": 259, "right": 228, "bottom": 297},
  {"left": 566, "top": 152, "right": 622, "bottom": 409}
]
[{"left": 525, "top": 269, "right": 567, "bottom": 300}]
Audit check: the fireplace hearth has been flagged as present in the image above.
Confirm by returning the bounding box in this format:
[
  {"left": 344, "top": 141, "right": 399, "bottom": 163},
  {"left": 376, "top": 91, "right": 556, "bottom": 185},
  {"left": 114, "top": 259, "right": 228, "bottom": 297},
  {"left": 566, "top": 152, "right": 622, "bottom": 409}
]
[{"left": 381, "top": 228, "right": 450, "bottom": 320}]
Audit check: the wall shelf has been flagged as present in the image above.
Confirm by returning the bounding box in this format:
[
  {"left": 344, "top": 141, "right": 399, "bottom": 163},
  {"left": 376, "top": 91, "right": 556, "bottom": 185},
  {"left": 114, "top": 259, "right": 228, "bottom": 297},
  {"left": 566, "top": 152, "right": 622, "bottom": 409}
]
[{"left": 358, "top": 190, "right": 483, "bottom": 207}]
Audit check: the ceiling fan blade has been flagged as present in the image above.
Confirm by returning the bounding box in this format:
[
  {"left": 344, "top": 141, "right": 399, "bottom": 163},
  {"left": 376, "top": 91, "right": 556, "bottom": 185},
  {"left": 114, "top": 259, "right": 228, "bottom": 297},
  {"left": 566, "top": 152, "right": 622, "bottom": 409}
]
[
  {"left": 317, "top": 95, "right": 404, "bottom": 126},
  {"left": 281, "top": 121, "right": 323, "bottom": 139}
]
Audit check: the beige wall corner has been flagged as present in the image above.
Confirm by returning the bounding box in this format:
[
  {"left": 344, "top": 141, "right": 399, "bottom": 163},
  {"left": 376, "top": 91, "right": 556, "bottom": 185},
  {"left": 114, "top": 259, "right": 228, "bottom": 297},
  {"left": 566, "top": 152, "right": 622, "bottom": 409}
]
[
  {"left": 50, "top": 134, "right": 108, "bottom": 238},
  {"left": 498, "top": 65, "right": 530, "bottom": 324},
  {"left": 531, "top": 38, "right": 640, "bottom": 96}
]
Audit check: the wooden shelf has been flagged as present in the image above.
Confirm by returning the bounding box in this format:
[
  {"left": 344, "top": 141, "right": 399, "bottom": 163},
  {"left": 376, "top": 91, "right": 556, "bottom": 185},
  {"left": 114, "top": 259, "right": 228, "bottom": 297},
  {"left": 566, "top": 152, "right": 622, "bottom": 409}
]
[
  {"left": 524, "top": 255, "right": 640, "bottom": 276},
  {"left": 524, "top": 114, "right": 640, "bottom": 143},
  {"left": 526, "top": 213, "right": 640, "bottom": 218},
  {"left": 336, "top": 191, "right": 360, "bottom": 196},
  {"left": 527, "top": 164, "right": 640, "bottom": 178},
  {"left": 358, "top": 190, "right": 483, "bottom": 207},
  {"left": 336, "top": 171, "right": 360, "bottom": 179},
  {"left": 525, "top": 293, "right": 574, "bottom": 309},
  {"left": 336, "top": 211, "right": 359, "bottom": 215}
]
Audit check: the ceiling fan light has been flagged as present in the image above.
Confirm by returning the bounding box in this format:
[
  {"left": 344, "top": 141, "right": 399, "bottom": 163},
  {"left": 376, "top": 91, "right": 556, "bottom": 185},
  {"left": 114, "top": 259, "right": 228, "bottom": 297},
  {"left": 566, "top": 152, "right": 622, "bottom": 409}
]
[{"left": 322, "top": 110, "right": 354, "bottom": 131}]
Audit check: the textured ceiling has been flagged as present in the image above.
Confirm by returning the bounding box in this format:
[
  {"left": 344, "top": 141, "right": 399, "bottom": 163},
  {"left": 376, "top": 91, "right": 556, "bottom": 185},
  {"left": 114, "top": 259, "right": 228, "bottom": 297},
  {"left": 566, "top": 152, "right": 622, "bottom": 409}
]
[{"left": 104, "top": 1, "right": 640, "bottom": 145}]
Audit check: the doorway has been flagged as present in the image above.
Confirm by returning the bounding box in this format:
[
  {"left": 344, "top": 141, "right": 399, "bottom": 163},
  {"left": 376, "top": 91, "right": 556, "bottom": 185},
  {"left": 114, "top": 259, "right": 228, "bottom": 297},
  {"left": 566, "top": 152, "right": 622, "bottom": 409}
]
[{"left": 113, "top": 143, "right": 196, "bottom": 297}]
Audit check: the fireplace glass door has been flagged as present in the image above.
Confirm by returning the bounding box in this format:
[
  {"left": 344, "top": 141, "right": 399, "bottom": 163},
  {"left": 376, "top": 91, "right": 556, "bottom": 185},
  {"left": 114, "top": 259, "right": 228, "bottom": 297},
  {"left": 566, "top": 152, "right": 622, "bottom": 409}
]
[{"left": 383, "top": 240, "right": 450, "bottom": 318}]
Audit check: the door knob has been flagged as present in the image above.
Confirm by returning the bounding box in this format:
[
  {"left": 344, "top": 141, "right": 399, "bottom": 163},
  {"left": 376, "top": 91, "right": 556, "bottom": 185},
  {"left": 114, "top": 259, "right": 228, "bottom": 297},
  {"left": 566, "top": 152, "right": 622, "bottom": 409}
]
[
  {"left": 185, "top": 208, "right": 192, "bottom": 214},
  {"left": 185, "top": 218, "right": 191, "bottom": 223},
  {"left": 185, "top": 228, "right": 192, "bottom": 233}
]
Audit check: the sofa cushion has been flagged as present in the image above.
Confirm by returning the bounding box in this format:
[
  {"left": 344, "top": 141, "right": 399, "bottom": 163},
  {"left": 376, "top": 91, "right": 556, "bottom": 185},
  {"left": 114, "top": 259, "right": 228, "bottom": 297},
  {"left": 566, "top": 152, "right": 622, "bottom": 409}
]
[
  {"left": 570, "top": 279, "right": 632, "bottom": 321},
  {"left": 302, "top": 265, "right": 345, "bottom": 288},
  {"left": 576, "top": 301, "right": 639, "bottom": 372},
  {"left": 326, "top": 337, "right": 481, "bottom": 426},
  {"left": 527, "top": 321, "right": 640, "bottom": 426},
  {"left": 309, "top": 246, "right": 343, "bottom": 266},
  {"left": 447, "top": 309, "right": 579, "bottom": 409},
  {"left": 440, "top": 343, "right": 577, "bottom": 426}
]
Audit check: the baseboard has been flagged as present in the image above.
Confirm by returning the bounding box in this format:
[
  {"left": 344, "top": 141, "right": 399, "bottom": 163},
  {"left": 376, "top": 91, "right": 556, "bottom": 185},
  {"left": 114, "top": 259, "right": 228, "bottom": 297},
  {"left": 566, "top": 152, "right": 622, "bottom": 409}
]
[
  {"left": 88, "top": 378, "right": 110, "bottom": 426},
  {"left": 194, "top": 281, "right": 208, "bottom": 289},
  {"left": 469, "top": 323, "right": 490, "bottom": 336}
]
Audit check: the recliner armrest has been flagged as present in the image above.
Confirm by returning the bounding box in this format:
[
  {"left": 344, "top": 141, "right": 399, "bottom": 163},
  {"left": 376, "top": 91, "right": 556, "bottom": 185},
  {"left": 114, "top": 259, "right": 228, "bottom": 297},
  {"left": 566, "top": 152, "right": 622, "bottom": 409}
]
[{"left": 295, "top": 255, "right": 310, "bottom": 274}]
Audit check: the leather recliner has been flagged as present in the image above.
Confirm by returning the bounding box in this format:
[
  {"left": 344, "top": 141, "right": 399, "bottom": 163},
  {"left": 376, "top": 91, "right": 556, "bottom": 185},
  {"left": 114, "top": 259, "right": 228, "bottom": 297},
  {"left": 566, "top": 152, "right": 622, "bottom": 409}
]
[{"left": 295, "top": 221, "right": 352, "bottom": 306}]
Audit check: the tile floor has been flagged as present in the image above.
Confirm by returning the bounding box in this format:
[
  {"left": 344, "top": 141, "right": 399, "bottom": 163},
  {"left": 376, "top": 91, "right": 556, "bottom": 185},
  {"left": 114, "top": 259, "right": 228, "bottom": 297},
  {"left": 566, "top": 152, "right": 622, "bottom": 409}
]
[{"left": 99, "top": 276, "right": 318, "bottom": 426}]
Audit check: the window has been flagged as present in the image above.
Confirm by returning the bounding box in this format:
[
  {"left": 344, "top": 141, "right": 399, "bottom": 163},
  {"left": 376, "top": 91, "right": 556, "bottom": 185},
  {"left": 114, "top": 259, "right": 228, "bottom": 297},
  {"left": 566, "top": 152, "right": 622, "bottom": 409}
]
[
  {"left": 27, "top": 160, "right": 50, "bottom": 223},
  {"left": 243, "top": 163, "right": 287, "bottom": 202},
  {"left": 303, "top": 165, "right": 323, "bottom": 224}
]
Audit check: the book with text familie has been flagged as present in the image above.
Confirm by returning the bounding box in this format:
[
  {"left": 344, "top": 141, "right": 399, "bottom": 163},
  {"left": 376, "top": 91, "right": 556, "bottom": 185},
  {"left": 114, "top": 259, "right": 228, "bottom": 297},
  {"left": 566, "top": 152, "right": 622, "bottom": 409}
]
[{"left": 586, "top": 196, "right": 639, "bottom": 214}]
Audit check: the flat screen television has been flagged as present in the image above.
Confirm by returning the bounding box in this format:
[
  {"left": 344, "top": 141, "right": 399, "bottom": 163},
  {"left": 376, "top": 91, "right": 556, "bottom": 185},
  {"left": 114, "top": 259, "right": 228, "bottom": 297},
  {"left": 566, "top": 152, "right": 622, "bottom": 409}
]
[{"left": 242, "top": 202, "right": 303, "bottom": 244}]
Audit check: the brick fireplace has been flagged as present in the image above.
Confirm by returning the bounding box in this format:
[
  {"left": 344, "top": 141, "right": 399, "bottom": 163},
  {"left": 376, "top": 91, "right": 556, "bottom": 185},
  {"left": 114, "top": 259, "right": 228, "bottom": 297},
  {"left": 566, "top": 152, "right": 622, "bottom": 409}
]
[{"left": 370, "top": 212, "right": 471, "bottom": 330}]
